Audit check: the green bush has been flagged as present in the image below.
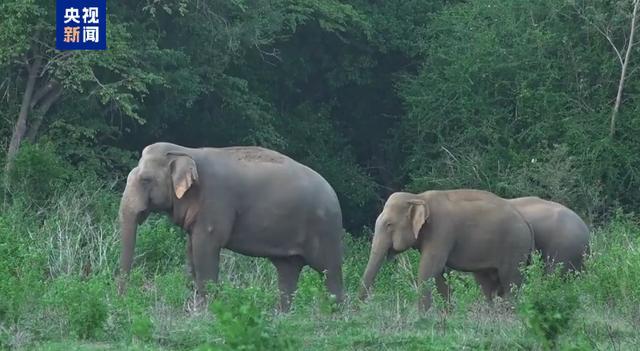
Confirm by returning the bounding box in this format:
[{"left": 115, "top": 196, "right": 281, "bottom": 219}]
[
  {"left": 135, "top": 216, "right": 186, "bottom": 275},
  {"left": 583, "top": 213, "right": 640, "bottom": 305},
  {"left": 518, "top": 253, "right": 579, "bottom": 350},
  {"left": 440, "top": 270, "right": 483, "bottom": 312},
  {"left": 130, "top": 313, "right": 154, "bottom": 343},
  {"left": 45, "top": 276, "right": 108, "bottom": 339},
  {"left": 7, "top": 143, "right": 69, "bottom": 207},
  {"left": 206, "top": 284, "right": 294, "bottom": 350},
  {"left": 107, "top": 269, "right": 156, "bottom": 343},
  {"left": 155, "top": 270, "right": 191, "bottom": 309},
  {"left": 0, "top": 212, "right": 47, "bottom": 325}
]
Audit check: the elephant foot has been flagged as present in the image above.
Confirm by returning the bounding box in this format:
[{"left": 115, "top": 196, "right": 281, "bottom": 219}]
[{"left": 184, "top": 292, "right": 207, "bottom": 314}]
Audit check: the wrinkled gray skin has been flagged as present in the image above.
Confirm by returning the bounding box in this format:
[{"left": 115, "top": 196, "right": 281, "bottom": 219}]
[
  {"left": 118, "top": 142, "right": 344, "bottom": 312},
  {"left": 359, "top": 190, "right": 534, "bottom": 310},
  {"left": 438, "top": 196, "right": 591, "bottom": 301}
]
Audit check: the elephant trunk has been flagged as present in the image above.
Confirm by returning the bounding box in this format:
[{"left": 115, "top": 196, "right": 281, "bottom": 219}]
[
  {"left": 119, "top": 206, "right": 137, "bottom": 267},
  {"left": 117, "top": 169, "right": 147, "bottom": 295},
  {"left": 118, "top": 203, "right": 140, "bottom": 294},
  {"left": 359, "top": 233, "right": 391, "bottom": 300}
]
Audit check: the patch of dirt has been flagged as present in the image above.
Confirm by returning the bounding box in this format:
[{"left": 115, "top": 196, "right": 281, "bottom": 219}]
[{"left": 226, "top": 147, "right": 285, "bottom": 163}]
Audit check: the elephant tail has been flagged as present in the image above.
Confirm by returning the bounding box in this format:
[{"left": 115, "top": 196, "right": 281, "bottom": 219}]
[
  {"left": 525, "top": 220, "right": 535, "bottom": 266},
  {"left": 512, "top": 207, "right": 536, "bottom": 266}
]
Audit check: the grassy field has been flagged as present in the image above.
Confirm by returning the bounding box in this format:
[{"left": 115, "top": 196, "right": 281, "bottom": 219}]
[{"left": 1, "top": 185, "right": 639, "bottom": 350}]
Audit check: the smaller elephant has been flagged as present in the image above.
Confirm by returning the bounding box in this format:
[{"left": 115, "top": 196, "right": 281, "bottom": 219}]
[
  {"left": 438, "top": 196, "right": 591, "bottom": 300},
  {"left": 359, "top": 189, "right": 534, "bottom": 310},
  {"left": 508, "top": 197, "right": 590, "bottom": 271}
]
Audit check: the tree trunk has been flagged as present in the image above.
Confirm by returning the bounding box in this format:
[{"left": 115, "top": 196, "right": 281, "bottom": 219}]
[
  {"left": 610, "top": 0, "right": 640, "bottom": 139},
  {"left": 26, "top": 83, "right": 63, "bottom": 143},
  {"left": 5, "top": 55, "right": 42, "bottom": 176}
]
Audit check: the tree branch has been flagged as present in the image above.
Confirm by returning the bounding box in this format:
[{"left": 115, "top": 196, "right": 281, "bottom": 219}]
[
  {"left": 610, "top": 0, "right": 639, "bottom": 139},
  {"left": 29, "top": 80, "right": 58, "bottom": 110},
  {"left": 575, "top": 6, "right": 624, "bottom": 67}
]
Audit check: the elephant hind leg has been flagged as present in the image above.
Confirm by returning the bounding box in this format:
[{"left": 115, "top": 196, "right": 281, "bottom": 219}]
[
  {"left": 323, "top": 263, "right": 344, "bottom": 304},
  {"left": 473, "top": 269, "right": 500, "bottom": 302},
  {"left": 496, "top": 265, "right": 523, "bottom": 298},
  {"left": 306, "top": 258, "right": 344, "bottom": 305},
  {"left": 270, "top": 256, "right": 304, "bottom": 312}
]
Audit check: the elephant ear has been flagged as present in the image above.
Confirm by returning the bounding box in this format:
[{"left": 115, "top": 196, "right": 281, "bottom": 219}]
[
  {"left": 168, "top": 153, "right": 199, "bottom": 199},
  {"left": 408, "top": 199, "right": 428, "bottom": 239}
]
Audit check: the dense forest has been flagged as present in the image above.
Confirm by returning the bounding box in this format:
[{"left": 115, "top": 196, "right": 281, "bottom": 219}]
[
  {"left": 1, "top": 1, "right": 640, "bottom": 350},
  {"left": 2, "top": 0, "right": 640, "bottom": 230}
]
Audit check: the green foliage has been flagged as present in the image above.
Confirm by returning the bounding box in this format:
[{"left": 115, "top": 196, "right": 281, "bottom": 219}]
[
  {"left": 0, "top": 212, "right": 47, "bottom": 325},
  {"left": 440, "top": 270, "right": 483, "bottom": 313},
  {"left": 7, "top": 143, "right": 69, "bottom": 206},
  {"left": 207, "top": 284, "right": 294, "bottom": 350},
  {"left": 155, "top": 270, "right": 191, "bottom": 309},
  {"left": 4, "top": 0, "right": 640, "bottom": 349},
  {"left": 583, "top": 211, "right": 640, "bottom": 305},
  {"left": 33, "top": 183, "right": 119, "bottom": 277},
  {"left": 398, "top": 0, "right": 640, "bottom": 220},
  {"left": 45, "top": 277, "right": 108, "bottom": 339},
  {"left": 130, "top": 314, "right": 154, "bottom": 343},
  {"left": 1, "top": 189, "right": 640, "bottom": 349},
  {"left": 2, "top": 0, "right": 640, "bottom": 231},
  {"left": 518, "top": 254, "right": 580, "bottom": 349},
  {"left": 0, "top": 0, "right": 45, "bottom": 64},
  {"left": 292, "top": 268, "right": 325, "bottom": 309},
  {"left": 135, "top": 216, "right": 186, "bottom": 275}
]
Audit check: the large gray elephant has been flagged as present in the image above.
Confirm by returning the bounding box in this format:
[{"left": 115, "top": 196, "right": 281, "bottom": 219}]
[
  {"left": 359, "top": 189, "right": 534, "bottom": 310},
  {"left": 117, "top": 142, "right": 344, "bottom": 311},
  {"left": 508, "top": 197, "right": 590, "bottom": 271}
]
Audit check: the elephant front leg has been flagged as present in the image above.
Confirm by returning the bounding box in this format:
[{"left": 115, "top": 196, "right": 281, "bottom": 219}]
[
  {"left": 417, "top": 251, "right": 447, "bottom": 312},
  {"left": 186, "top": 234, "right": 196, "bottom": 281},
  {"left": 189, "top": 228, "right": 223, "bottom": 311},
  {"left": 435, "top": 272, "right": 451, "bottom": 306}
]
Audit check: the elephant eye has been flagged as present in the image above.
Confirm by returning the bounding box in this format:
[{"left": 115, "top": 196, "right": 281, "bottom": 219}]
[{"left": 139, "top": 176, "right": 153, "bottom": 185}]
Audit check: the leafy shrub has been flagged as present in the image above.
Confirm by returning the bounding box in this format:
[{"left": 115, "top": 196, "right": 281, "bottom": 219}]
[
  {"left": 107, "top": 269, "right": 155, "bottom": 342},
  {"left": 135, "top": 216, "right": 186, "bottom": 275},
  {"left": 130, "top": 313, "right": 154, "bottom": 343},
  {"left": 45, "top": 276, "right": 108, "bottom": 339},
  {"left": 583, "top": 212, "right": 640, "bottom": 305},
  {"left": 440, "top": 270, "right": 482, "bottom": 312},
  {"left": 155, "top": 270, "right": 190, "bottom": 309},
  {"left": 518, "top": 253, "right": 579, "bottom": 350},
  {"left": 0, "top": 212, "right": 47, "bottom": 325},
  {"left": 206, "top": 284, "right": 293, "bottom": 350},
  {"left": 7, "top": 142, "right": 69, "bottom": 207},
  {"left": 292, "top": 268, "right": 325, "bottom": 311},
  {"left": 341, "top": 234, "right": 370, "bottom": 292}
]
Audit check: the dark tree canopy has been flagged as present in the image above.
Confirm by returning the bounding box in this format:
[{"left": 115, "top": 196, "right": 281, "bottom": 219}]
[{"left": 2, "top": 0, "right": 640, "bottom": 231}]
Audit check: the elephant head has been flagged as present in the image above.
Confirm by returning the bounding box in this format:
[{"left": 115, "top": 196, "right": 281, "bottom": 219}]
[
  {"left": 359, "top": 192, "right": 428, "bottom": 299},
  {"left": 118, "top": 144, "right": 198, "bottom": 293}
]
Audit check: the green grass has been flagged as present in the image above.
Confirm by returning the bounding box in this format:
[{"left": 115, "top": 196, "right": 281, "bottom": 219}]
[{"left": 1, "top": 187, "right": 639, "bottom": 350}]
